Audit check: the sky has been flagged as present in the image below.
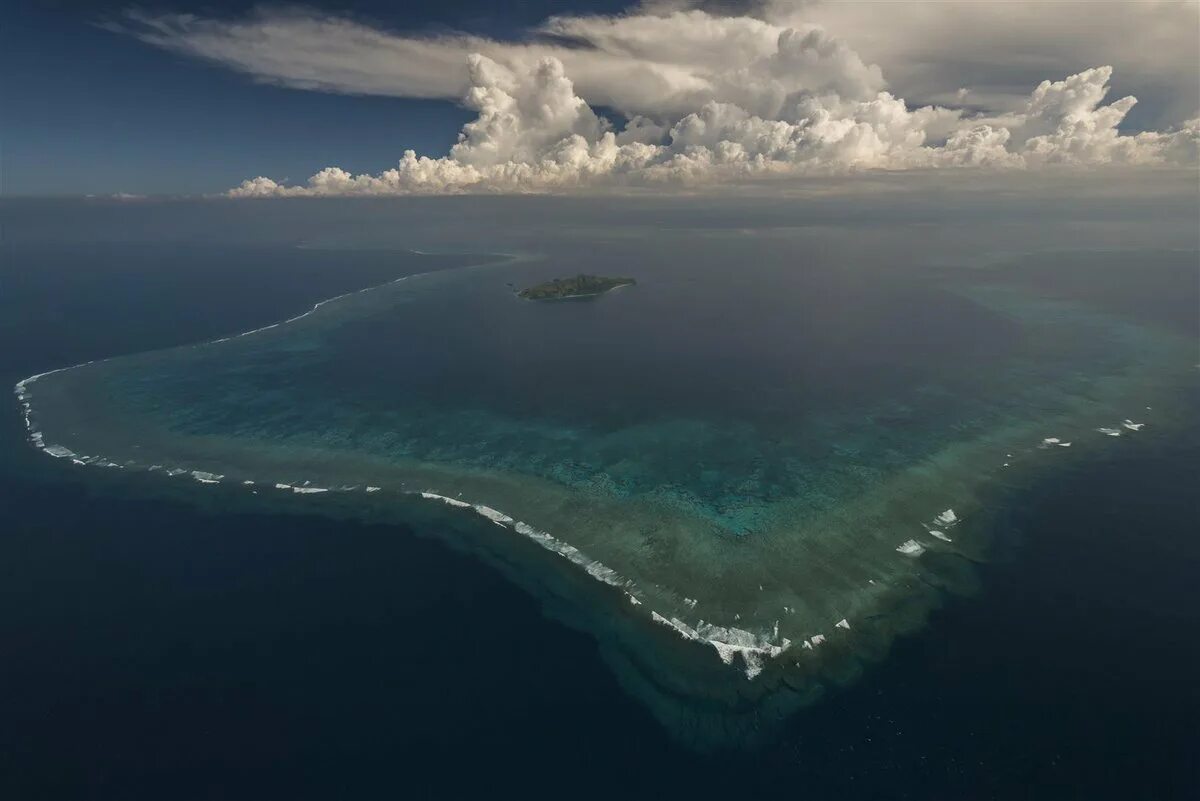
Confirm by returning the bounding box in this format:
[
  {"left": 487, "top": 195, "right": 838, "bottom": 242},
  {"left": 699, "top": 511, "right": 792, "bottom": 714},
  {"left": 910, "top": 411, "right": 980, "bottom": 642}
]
[{"left": 2, "top": 0, "right": 1197, "bottom": 196}]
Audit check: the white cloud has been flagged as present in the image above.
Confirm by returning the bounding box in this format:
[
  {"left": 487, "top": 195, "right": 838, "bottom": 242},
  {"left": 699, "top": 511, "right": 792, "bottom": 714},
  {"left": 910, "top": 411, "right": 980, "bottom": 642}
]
[
  {"left": 538, "top": 11, "right": 886, "bottom": 117},
  {"left": 449, "top": 55, "right": 605, "bottom": 167},
  {"left": 121, "top": 9, "right": 479, "bottom": 99},
  {"left": 230, "top": 55, "right": 1197, "bottom": 196},
  {"left": 121, "top": 9, "right": 888, "bottom": 119},
  {"left": 115, "top": 4, "right": 1198, "bottom": 196},
  {"left": 790, "top": 1, "right": 1200, "bottom": 127}
]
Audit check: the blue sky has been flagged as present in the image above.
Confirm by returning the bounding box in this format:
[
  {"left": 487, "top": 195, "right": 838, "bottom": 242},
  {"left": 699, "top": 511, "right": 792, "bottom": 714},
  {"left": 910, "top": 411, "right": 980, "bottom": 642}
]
[{"left": 3, "top": 1, "right": 1196, "bottom": 197}]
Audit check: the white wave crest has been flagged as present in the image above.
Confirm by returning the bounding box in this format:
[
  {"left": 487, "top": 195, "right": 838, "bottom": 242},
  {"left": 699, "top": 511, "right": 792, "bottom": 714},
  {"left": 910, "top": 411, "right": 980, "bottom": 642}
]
[{"left": 935, "top": 508, "right": 959, "bottom": 526}]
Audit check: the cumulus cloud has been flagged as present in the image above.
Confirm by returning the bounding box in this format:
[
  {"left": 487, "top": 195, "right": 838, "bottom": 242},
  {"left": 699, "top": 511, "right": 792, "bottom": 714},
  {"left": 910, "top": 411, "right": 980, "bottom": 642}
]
[
  {"left": 229, "top": 56, "right": 1198, "bottom": 196},
  {"left": 113, "top": 4, "right": 1198, "bottom": 195}
]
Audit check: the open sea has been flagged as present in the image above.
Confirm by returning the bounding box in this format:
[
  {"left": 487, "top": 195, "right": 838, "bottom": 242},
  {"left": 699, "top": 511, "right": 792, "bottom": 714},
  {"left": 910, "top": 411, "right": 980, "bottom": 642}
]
[{"left": 0, "top": 197, "right": 1196, "bottom": 799}]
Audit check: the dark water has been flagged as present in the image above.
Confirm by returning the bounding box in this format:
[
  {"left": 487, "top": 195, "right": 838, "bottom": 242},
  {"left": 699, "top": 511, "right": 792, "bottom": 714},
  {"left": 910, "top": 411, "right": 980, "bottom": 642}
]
[{"left": 1, "top": 210, "right": 1197, "bottom": 799}]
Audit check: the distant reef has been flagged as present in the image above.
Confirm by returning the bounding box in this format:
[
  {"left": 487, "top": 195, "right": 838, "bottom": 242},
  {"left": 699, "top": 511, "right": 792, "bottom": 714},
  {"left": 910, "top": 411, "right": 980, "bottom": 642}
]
[{"left": 517, "top": 274, "right": 635, "bottom": 300}]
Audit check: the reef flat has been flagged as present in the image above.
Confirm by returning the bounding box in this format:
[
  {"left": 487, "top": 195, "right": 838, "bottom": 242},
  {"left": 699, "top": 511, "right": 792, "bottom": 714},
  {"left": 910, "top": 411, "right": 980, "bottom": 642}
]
[{"left": 15, "top": 243, "right": 1195, "bottom": 747}]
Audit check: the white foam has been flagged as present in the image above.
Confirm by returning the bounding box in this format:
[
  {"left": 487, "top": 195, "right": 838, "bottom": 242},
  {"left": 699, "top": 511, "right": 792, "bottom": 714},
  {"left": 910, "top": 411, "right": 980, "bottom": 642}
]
[
  {"left": 13, "top": 362, "right": 101, "bottom": 458},
  {"left": 704, "top": 625, "right": 787, "bottom": 677},
  {"left": 191, "top": 471, "right": 223, "bottom": 483},
  {"left": 365, "top": 486, "right": 381, "bottom": 493},
  {"left": 1097, "top": 427, "right": 1122, "bottom": 437},
  {"left": 835, "top": 618, "right": 850, "bottom": 630},
  {"left": 1122, "top": 420, "right": 1145, "bottom": 431},
  {"left": 292, "top": 486, "right": 328, "bottom": 494},
  {"left": 935, "top": 508, "right": 958, "bottom": 526},
  {"left": 809, "top": 634, "right": 826, "bottom": 646},
  {"left": 506, "top": 523, "right": 623, "bottom": 591},
  {"left": 896, "top": 539, "right": 925, "bottom": 556},
  {"left": 647, "top": 611, "right": 791, "bottom": 679},
  {"left": 473, "top": 504, "right": 514, "bottom": 527},
  {"left": 421, "top": 491, "right": 472, "bottom": 508},
  {"left": 929, "top": 530, "right": 953, "bottom": 543}
]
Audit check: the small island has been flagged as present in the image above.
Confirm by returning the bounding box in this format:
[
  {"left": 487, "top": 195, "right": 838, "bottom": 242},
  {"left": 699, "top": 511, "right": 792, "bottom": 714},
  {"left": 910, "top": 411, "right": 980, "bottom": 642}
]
[{"left": 517, "top": 274, "right": 636, "bottom": 301}]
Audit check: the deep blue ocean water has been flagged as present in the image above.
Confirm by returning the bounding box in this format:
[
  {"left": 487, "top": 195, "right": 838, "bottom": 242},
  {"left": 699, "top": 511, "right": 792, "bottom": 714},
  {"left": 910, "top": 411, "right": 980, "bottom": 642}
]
[{"left": 1, "top": 201, "right": 1197, "bottom": 799}]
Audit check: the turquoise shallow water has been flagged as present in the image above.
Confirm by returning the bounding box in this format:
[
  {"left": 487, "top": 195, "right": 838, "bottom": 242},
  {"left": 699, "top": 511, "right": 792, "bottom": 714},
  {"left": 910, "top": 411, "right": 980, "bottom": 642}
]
[{"left": 17, "top": 235, "right": 1196, "bottom": 734}]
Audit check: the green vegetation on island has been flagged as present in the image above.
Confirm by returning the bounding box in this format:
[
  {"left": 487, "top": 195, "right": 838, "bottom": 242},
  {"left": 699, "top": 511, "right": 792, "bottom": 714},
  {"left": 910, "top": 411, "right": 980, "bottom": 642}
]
[{"left": 517, "top": 274, "right": 636, "bottom": 300}]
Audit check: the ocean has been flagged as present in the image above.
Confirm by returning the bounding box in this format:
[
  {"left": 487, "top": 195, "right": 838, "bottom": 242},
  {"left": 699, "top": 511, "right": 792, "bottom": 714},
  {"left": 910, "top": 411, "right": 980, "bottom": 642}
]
[{"left": 0, "top": 197, "right": 1196, "bottom": 799}]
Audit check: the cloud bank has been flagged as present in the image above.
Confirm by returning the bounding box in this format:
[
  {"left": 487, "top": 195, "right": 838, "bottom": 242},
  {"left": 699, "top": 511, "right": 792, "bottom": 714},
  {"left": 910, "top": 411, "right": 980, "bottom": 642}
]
[{"left": 119, "top": 5, "right": 1199, "bottom": 196}]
